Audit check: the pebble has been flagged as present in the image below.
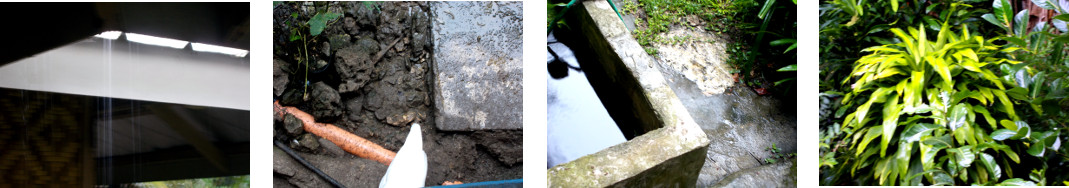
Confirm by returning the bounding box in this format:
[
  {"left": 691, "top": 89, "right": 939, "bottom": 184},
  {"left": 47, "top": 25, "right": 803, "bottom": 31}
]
[
  {"left": 299, "top": 133, "right": 321, "bottom": 151},
  {"left": 284, "top": 114, "right": 304, "bottom": 135}
]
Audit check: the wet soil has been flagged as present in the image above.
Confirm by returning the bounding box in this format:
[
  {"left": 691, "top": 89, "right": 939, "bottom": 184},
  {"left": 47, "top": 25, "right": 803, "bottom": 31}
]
[{"left": 272, "top": 2, "right": 521, "bottom": 187}]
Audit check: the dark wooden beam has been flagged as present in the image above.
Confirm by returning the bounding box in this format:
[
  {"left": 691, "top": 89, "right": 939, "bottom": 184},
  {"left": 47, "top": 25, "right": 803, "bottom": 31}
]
[{"left": 96, "top": 142, "right": 249, "bottom": 184}]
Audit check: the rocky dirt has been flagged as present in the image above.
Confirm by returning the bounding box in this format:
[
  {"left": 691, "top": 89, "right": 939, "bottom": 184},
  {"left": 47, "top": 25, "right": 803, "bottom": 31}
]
[{"left": 272, "top": 2, "right": 521, "bottom": 187}]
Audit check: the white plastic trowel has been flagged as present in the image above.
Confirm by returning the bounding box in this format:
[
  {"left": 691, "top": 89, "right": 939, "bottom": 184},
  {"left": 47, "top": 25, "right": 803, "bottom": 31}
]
[{"left": 379, "top": 123, "right": 427, "bottom": 188}]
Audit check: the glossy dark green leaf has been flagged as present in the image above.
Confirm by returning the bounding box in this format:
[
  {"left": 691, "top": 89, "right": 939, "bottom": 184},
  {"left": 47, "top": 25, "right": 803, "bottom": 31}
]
[
  {"left": 951, "top": 146, "right": 975, "bottom": 168},
  {"left": 1055, "top": 14, "right": 1069, "bottom": 21},
  {"left": 994, "top": 0, "right": 1014, "bottom": 28},
  {"left": 770, "top": 39, "right": 796, "bottom": 47},
  {"left": 835, "top": 105, "right": 849, "bottom": 118},
  {"left": 1014, "top": 9, "right": 1030, "bottom": 36},
  {"left": 901, "top": 123, "right": 941, "bottom": 142},
  {"left": 1006, "top": 87, "right": 1029, "bottom": 100},
  {"left": 991, "top": 129, "right": 1017, "bottom": 141},
  {"left": 777, "top": 64, "right": 797, "bottom": 72},
  {"left": 1028, "top": 138, "right": 1047, "bottom": 157},
  {"left": 998, "top": 178, "right": 1037, "bottom": 186},
  {"left": 758, "top": 0, "right": 776, "bottom": 19},
  {"left": 1033, "top": 0, "right": 1065, "bottom": 13},
  {"left": 923, "top": 134, "right": 954, "bottom": 150},
  {"left": 982, "top": 14, "right": 1008, "bottom": 32},
  {"left": 1032, "top": 72, "right": 1047, "bottom": 95},
  {"left": 933, "top": 171, "right": 955, "bottom": 185},
  {"left": 881, "top": 93, "right": 902, "bottom": 157},
  {"left": 948, "top": 103, "right": 969, "bottom": 131},
  {"left": 979, "top": 153, "right": 1002, "bottom": 181},
  {"left": 1012, "top": 121, "right": 1030, "bottom": 140},
  {"left": 857, "top": 126, "right": 883, "bottom": 156}
]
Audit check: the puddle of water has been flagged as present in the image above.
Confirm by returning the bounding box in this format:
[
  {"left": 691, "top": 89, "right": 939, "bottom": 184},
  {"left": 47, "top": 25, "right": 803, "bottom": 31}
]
[{"left": 546, "top": 32, "right": 627, "bottom": 168}]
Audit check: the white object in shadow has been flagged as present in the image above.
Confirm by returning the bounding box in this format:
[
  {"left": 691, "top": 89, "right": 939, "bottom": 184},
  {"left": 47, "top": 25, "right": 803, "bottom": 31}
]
[{"left": 380, "top": 123, "right": 428, "bottom": 188}]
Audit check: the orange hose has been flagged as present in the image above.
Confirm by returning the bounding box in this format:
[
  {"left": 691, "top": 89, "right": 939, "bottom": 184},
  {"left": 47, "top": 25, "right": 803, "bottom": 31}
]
[{"left": 274, "top": 101, "right": 396, "bottom": 165}]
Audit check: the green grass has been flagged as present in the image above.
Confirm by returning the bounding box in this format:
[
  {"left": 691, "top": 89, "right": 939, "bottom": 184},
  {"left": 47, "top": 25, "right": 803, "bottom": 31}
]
[{"left": 630, "top": 0, "right": 758, "bottom": 54}]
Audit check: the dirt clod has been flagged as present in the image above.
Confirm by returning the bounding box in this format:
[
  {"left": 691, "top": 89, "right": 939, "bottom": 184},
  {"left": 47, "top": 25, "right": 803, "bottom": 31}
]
[
  {"left": 334, "top": 39, "right": 378, "bottom": 94},
  {"left": 274, "top": 58, "right": 290, "bottom": 97},
  {"left": 309, "top": 82, "right": 343, "bottom": 122},
  {"left": 474, "top": 131, "right": 523, "bottom": 167},
  {"left": 299, "top": 133, "right": 321, "bottom": 151},
  {"left": 284, "top": 114, "right": 304, "bottom": 135}
]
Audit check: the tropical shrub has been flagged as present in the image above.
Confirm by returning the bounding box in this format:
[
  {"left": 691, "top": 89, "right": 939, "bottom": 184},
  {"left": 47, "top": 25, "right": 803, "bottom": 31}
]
[
  {"left": 826, "top": 21, "right": 1063, "bottom": 185},
  {"left": 819, "top": 0, "right": 997, "bottom": 92}
]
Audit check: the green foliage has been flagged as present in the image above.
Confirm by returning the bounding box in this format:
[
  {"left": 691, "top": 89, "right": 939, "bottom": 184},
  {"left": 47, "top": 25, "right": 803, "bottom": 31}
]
[
  {"left": 830, "top": 23, "right": 1055, "bottom": 185},
  {"left": 822, "top": 0, "right": 1069, "bottom": 185},
  {"left": 630, "top": 0, "right": 759, "bottom": 54},
  {"left": 547, "top": 1, "right": 570, "bottom": 31},
  {"left": 763, "top": 143, "right": 793, "bottom": 164},
  {"left": 278, "top": 2, "right": 340, "bottom": 99},
  {"left": 308, "top": 12, "right": 342, "bottom": 36},
  {"left": 819, "top": 0, "right": 997, "bottom": 92}
]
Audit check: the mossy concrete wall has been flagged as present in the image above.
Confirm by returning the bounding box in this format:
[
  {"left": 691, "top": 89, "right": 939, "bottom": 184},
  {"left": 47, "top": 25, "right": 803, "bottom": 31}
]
[{"left": 547, "top": 1, "right": 710, "bottom": 187}]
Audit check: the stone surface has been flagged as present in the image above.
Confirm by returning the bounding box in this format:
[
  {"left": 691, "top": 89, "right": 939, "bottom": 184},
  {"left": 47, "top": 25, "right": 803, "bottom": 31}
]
[
  {"left": 547, "top": 1, "right": 710, "bottom": 187},
  {"left": 284, "top": 114, "right": 303, "bottom": 135},
  {"left": 660, "top": 62, "right": 797, "bottom": 187},
  {"left": 710, "top": 159, "right": 796, "bottom": 188},
  {"left": 298, "top": 133, "right": 320, "bottom": 151},
  {"left": 344, "top": 97, "right": 364, "bottom": 122},
  {"left": 431, "top": 1, "right": 523, "bottom": 131},
  {"left": 274, "top": 58, "right": 290, "bottom": 97},
  {"left": 653, "top": 28, "right": 734, "bottom": 95},
  {"left": 309, "top": 82, "right": 343, "bottom": 122}
]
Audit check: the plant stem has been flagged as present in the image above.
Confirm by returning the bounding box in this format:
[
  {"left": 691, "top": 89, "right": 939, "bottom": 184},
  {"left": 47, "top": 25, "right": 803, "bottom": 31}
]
[{"left": 299, "top": 31, "right": 310, "bottom": 99}]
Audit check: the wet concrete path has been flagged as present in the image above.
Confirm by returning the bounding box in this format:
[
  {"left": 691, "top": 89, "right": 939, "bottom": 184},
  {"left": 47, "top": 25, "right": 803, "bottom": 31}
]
[{"left": 654, "top": 60, "right": 797, "bottom": 187}]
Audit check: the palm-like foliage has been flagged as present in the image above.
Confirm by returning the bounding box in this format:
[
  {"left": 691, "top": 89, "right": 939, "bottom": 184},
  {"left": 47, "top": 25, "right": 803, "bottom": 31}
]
[{"left": 829, "top": 21, "right": 1062, "bottom": 185}]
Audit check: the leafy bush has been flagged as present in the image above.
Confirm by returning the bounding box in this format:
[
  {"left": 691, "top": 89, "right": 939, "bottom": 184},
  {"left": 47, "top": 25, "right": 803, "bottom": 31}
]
[
  {"left": 819, "top": 0, "right": 997, "bottom": 91},
  {"left": 826, "top": 22, "right": 1064, "bottom": 185}
]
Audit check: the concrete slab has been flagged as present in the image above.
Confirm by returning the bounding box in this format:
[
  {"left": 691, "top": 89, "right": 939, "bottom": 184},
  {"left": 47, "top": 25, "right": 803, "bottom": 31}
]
[
  {"left": 710, "top": 159, "right": 796, "bottom": 188},
  {"left": 430, "top": 1, "right": 523, "bottom": 131},
  {"left": 547, "top": 1, "right": 710, "bottom": 187}
]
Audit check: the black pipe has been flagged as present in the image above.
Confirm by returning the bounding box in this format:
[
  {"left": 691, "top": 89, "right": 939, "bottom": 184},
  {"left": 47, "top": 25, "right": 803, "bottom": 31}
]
[{"left": 274, "top": 140, "right": 347, "bottom": 188}]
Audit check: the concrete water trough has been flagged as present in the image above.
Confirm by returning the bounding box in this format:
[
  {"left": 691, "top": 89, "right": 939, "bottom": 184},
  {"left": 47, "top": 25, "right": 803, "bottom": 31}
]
[{"left": 547, "top": 0, "right": 710, "bottom": 187}]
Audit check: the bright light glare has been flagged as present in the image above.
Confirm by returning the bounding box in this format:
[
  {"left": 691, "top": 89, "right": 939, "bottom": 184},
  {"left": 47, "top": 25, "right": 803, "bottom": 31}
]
[
  {"left": 125, "top": 33, "right": 188, "bottom": 49},
  {"left": 191, "top": 43, "right": 249, "bottom": 57},
  {"left": 94, "top": 31, "right": 122, "bottom": 40}
]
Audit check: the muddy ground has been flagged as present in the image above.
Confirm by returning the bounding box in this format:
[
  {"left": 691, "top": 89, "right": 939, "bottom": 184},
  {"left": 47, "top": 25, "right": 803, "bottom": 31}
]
[{"left": 272, "top": 2, "right": 521, "bottom": 187}]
